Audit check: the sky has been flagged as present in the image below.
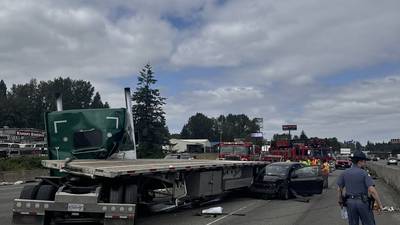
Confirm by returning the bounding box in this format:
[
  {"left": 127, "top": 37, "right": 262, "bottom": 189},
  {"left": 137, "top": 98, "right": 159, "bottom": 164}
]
[{"left": 1, "top": 0, "right": 400, "bottom": 144}]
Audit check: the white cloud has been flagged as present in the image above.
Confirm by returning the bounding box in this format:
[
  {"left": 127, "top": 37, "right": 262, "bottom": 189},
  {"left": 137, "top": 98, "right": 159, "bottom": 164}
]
[
  {"left": 172, "top": 0, "right": 400, "bottom": 82},
  {"left": 0, "top": 0, "right": 399, "bottom": 143},
  {"left": 0, "top": 0, "right": 176, "bottom": 104},
  {"left": 298, "top": 76, "right": 400, "bottom": 143}
]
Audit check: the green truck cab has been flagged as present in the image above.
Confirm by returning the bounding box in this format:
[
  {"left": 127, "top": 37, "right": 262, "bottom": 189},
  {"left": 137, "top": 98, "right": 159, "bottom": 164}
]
[{"left": 45, "top": 108, "right": 130, "bottom": 160}]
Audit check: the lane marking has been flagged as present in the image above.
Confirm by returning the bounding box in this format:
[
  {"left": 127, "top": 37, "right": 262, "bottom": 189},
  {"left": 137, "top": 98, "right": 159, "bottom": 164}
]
[{"left": 205, "top": 201, "right": 265, "bottom": 225}]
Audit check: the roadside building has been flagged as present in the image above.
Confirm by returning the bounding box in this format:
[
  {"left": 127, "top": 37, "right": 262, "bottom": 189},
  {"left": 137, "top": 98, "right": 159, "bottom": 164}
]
[{"left": 167, "top": 139, "right": 211, "bottom": 153}]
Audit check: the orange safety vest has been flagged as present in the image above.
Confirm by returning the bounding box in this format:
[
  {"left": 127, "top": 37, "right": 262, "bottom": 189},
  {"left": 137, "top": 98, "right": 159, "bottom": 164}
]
[
  {"left": 311, "top": 159, "right": 317, "bottom": 166},
  {"left": 322, "top": 162, "right": 330, "bottom": 175}
]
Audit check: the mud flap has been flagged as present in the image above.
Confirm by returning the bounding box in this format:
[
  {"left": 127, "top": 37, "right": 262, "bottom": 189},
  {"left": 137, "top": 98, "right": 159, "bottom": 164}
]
[{"left": 12, "top": 212, "right": 45, "bottom": 225}]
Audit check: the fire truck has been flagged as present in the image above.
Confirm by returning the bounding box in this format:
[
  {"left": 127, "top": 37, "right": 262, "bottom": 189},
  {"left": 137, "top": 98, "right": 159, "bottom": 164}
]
[
  {"left": 307, "top": 138, "right": 334, "bottom": 162},
  {"left": 218, "top": 142, "right": 260, "bottom": 161},
  {"left": 268, "top": 139, "right": 309, "bottom": 161}
]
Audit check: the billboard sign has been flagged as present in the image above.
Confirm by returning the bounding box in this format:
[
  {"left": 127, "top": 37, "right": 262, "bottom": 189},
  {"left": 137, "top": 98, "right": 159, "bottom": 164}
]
[
  {"left": 282, "top": 125, "right": 297, "bottom": 131},
  {"left": 16, "top": 130, "right": 45, "bottom": 138},
  {"left": 251, "top": 132, "right": 263, "bottom": 138}
]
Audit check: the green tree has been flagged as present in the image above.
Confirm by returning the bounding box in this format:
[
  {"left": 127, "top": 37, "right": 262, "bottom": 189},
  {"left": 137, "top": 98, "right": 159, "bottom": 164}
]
[
  {"left": 180, "top": 113, "right": 217, "bottom": 140},
  {"left": 90, "top": 92, "right": 105, "bottom": 108},
  {"left": 0, "top": 80, "right": 8, "bottom": 126},
  {"left": 0, "top": 80, "right": 6, "bottom": 100},
  {"left": 180, "top": 113, "right": 260, "bottom": 142},
  {"left": 1, "top": 77, "right": 107, "bottom": 129},
  {"left": 299, "top": 130, "right": 308, "bottom": 140},
  {"left": 132, "top": 64, "right": 169, "bottom": 158},
  {"left": 222, "top": 114, "right": 259, "bottom": 141},
  {"left": 272, "top": 133, "right": 291, "bottom": 141}
]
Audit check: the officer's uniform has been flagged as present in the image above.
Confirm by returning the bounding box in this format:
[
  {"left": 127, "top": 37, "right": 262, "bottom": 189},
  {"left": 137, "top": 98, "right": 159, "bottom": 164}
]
[{"left": 337, "top": 162, "right": 375, "bottom": 225}]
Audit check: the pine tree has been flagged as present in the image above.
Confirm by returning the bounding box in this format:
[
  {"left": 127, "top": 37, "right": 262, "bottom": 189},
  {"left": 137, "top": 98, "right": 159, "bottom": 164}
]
[
  {"left": 132, "top": 64, "right": 169, "bottom": 158},
  {"left": 90, "top": 92, "right": 104, "bottom": 108},
  {"left": 0, "top": 80, "right": 8, "bottom": 127},
  {"left": 300, "top": 130, "right": 308, "bottom": 140}
]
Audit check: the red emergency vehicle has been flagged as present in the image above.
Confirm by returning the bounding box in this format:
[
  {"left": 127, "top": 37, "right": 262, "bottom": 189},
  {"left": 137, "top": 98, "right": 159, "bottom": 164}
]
[
  {"left": 218, "top": 142, "right": 260, "bottom": 161},
  {"left": 307, "top": 138, "right": 334, "bottom": 162},
  {"left": 269, "top": 139, "right": 309, "bottom": 161}
]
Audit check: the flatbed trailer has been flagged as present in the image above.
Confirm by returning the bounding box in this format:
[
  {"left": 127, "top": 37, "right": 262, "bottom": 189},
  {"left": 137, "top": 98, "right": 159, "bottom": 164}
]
[
  {"left": 42, "top": 159, "right": 267, "bottom": 177},
  {"left": 12, "top": 159, "right": 268, "bottom": 225}
]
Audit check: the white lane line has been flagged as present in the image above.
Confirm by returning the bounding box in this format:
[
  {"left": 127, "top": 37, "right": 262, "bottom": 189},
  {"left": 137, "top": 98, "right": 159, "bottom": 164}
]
[{"left": 205, "top": 201, "right": 265, "bottom": 225}]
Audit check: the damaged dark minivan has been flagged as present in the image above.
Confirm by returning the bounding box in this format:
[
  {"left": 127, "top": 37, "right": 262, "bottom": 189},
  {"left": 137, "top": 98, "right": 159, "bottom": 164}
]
[{"left": 251, "top": 162, "right": 323, "bottom": 199}]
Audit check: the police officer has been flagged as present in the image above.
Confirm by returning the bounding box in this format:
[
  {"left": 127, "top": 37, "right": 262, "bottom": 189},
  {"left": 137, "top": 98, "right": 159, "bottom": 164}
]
[{"left": 337, "top": 151, "right": 383, "bottom": 225}]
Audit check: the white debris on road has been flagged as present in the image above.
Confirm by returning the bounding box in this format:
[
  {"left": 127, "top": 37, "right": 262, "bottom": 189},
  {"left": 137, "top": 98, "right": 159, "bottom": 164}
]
[{"left": 202, "top": 207, "right": 223, "bottom": 215}]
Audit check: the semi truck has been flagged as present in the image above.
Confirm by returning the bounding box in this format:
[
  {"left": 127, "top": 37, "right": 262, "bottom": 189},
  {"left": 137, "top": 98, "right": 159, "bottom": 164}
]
[{"left": 11, "top": 88, "right": 268, "bottom": 225}]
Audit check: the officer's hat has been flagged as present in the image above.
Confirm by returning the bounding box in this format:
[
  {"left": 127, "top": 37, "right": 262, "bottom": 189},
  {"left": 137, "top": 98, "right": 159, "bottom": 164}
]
[{"left": 350, "top": 151, "right": 370, "bottom": 161}]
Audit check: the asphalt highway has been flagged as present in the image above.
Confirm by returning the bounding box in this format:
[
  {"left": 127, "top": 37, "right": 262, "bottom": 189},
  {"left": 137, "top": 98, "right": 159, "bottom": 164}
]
[{"left": 1, "top": 170, "right": 399, "bottom": 225}]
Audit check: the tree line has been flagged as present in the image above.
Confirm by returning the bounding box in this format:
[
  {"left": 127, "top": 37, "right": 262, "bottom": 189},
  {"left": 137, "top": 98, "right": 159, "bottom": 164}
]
[
  {"left": 176, "top": 113, "right": 261, "bottom": 142},
  {"left": 0, "top": 78, "right": 109, "bottom": 129},
  {"left": 366, "top": 141, "right": 400, "bottom": 155}
]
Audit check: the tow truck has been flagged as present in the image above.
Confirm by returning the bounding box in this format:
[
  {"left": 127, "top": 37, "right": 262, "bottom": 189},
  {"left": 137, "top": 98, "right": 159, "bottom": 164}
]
[{"left": 11, "top": 88, "right": 269, "bottom": 225}]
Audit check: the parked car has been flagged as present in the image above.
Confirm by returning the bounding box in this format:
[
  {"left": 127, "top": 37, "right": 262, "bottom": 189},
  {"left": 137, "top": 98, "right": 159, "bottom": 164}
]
[
  {"left": 387, "top": 157, "right": 398, "bottom": 165},
  {"left": 372, "top": 157, "right": 378, "bottom": 161},
  {"left": 335, "top": 156, "right": 352, "bottom": 169},
  {"left": 251, "top": 162, "right": 323, "bottom": 200},
  {"left": 164, "top": 153, "right": 194, "bottom": 160}
]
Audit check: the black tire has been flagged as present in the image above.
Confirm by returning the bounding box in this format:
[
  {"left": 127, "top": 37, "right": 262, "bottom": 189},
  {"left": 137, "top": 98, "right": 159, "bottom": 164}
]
[
  {"left": 20, "top": 185, "right": 39, "bottom": 199},
  {"left": 36, "top": 185, "right": 57, "bottom": 200},
  {"left": 124, "top": 184, "right": 138, "bottom": 204},
  {"left": 110, "top": 185, "right": 124, "bottom": 203}
]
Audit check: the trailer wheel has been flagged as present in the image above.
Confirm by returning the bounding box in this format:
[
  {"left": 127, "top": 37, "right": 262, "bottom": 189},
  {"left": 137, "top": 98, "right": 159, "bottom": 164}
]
[
  {"left": 36, "top": 185, "right": 57, "bottom": 200},
  {"left": 110, "top": 185, "right": 124, "bottom": 203},
  {"left": 20, "top": 185, "right": 39, "bottom": 199},
  {"left": 124, "top": 184, "right": 138, "bottom": 204}
]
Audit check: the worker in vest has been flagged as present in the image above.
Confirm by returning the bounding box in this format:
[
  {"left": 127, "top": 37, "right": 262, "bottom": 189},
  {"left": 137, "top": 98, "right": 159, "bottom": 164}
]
[
  {"left": 321, "top": 159, "right": 330, "bottom": 189},
  {"left": 311, "top": 158, "right": 318, "bottom": 166}
]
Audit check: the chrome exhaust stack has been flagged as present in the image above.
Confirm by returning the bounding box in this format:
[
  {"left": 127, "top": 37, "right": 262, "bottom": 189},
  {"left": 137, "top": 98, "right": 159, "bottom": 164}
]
[
  {"left": 121, "top": 87, "right": 137, "bottom": 160},
  {"left": 55, "top": 93, "right": 63, "bottom": 111}
]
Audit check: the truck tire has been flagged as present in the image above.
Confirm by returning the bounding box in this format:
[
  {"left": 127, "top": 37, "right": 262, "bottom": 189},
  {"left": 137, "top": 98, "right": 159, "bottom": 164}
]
[
  {"left": 20, "top": 185, "right": 39, "bottom": 199},
  {"left": 124, "top": 184, "right": 138, "bottom": 204},
  {"left": 110, "top": 185, "right": 124, "bottom": 203},
  {"left": 36, "top": 185, "right": 57, "bottom": 200}
]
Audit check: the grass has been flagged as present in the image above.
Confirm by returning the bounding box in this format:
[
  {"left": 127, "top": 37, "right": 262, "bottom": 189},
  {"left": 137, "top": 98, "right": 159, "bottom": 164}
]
[{"left": 0, "top": 156, "right": 46, "bottom": 171}]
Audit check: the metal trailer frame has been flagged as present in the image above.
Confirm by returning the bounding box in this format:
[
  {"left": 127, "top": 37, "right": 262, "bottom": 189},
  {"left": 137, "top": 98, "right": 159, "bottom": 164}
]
[{"left": 12, "top": 159, "right": 268, "bottom": 225}]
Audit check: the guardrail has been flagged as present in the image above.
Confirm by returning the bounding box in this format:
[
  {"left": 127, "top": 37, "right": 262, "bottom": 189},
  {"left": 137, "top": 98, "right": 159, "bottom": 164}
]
[{"left": 367, "top": 162, "right": 400, "bottom": 193}]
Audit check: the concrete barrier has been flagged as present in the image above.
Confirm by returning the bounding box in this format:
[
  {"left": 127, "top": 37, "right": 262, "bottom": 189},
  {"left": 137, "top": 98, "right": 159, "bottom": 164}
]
[
  {"left": 0, "top": 169, "right": 48, "bottom": 182},
  {"left": 367, "top": 162, "right": 400, "bottom": 193}
]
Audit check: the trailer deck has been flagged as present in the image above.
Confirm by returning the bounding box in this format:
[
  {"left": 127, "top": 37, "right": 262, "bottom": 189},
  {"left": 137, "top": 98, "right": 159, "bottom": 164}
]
[{"left": 42, "top": 159, "right": 269, "bottom": 178}]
